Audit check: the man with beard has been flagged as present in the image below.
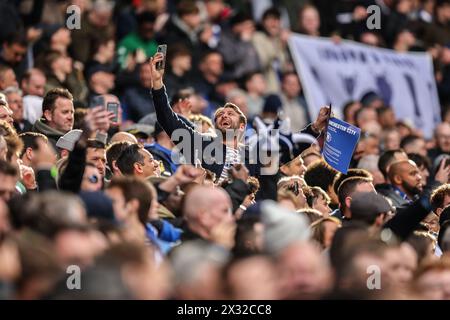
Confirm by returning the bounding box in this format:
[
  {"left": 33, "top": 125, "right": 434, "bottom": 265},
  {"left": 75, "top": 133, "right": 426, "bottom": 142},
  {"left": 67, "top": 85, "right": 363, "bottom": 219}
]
[
  {"left": 387, "top": 160, "right": 424, "bottom": 203},
  {"left": 149, "top": 52, "right": 328, "bottom": 183}
]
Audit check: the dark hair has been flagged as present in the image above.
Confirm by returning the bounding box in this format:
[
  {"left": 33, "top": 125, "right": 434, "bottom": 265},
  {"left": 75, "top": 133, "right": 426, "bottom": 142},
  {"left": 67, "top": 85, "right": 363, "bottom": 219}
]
[
  {"left": 73, "top": 108, "right": 88, "bottom": 129},
  {"left": 333, "top": 168, "right": 373, "bottom": 196},
  {"left": 281, "top": 71, "right": 298, "bottom": 82},
  {"left": 304, "top": 160, "right": 338, "bottom": 194},
  {"left": 262, "top": 7, "right": 281, "bottom": 20},
  {"left": 337, "top": 176, "right": 373, "bottom": 210},
  {"left": 438, "top": 220, "right": 450, "bottom": 252},
  {"left": 86, "top": 139, "right": 105, "bottom": 150},
  {"left": 136, "top": 10, "right": 156, "bottom": 25},
  {"left": 42, "top": 88, "right": 73, "bottom": 114},
  {"left": 232, "top": 216, "right": 261, "bottom": 258},
  {"left": 376, "top": 105, "right": 392, "bottom": 116},
  {"left": 400, "top": 135, "right": 421, "bottom": 149},
  {"left": 430, "top": 184, "right": 450, "bottom": 213},
  {"left": 108, "top": 176, "right": 156, "bottom": 225},
  {"left": 106, "top": 141, "right": 132, "bottom": 173},
  {"left": 407, "top": 153, "right": 431, "bottom": 171},
  {"left": 18, "top": 132, "right": 48, "bottom": 157},
  {"left": 4, "top": 31, "right": 27, "bottom": 47},
  {"left": 378, "top": 149, "right": 405, "bottom": 178},
  {"left": 0, "top": 159, "right": 18, "bottom": 176},
  {"left": 167, "top": 44, "right": 191, "bottom": 64},
  {"left": 116, "top": 144, "right": 144, "bottom": 175},
  {"left": 342, "top": 101, "right": 359, "bottom": 122},
  {"left": 176, "top": 0, "right": 200, "bottom": 17}
]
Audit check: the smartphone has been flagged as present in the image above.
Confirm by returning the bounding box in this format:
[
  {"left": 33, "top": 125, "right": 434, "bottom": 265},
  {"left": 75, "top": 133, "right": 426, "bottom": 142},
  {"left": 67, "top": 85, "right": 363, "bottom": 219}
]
[
  {"left": 155, "top": 44, "right": 167, "bottom": 70},
  {"left": 90, "top": 95, "right": 105, "bottom": 109},
  {"left": 107, "top": 102, "right": 119, "bottom": 123}
]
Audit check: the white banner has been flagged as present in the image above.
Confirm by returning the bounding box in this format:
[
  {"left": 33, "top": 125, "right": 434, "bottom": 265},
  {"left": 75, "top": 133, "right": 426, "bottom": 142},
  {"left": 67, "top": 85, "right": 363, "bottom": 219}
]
[{"left": 288, "top": 33, "right": 441, "bottom": 138}]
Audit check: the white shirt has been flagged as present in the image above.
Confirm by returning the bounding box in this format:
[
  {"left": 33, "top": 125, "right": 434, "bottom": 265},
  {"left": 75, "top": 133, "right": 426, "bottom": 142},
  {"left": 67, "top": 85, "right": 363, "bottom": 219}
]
[
  {"left": 217, "top": 146, "right": 241, "bottom": 184},
  {"left": 23, "top": 95, "right": 43, "bottom": 125}
]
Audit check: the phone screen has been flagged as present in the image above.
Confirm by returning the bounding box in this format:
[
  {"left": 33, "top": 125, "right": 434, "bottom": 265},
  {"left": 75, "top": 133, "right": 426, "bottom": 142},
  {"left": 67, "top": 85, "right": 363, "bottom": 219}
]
[
  {"left": 107, "top": 102, "right": 119, "bottom": 123},
  {"left": 156, "top": 44, "right": 167, "bottom": 70}
]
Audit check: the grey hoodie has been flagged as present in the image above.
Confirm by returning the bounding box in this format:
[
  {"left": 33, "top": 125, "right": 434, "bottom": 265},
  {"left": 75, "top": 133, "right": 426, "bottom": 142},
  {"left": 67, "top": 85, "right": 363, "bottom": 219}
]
[{"left": 32, "top": 118, "right": 66, "bottom": 150}]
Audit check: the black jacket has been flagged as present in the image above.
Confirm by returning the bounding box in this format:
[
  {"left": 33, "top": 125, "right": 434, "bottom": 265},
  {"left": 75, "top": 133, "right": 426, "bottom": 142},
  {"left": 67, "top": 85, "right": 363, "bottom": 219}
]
[
  {"left": 375, "top": 183, "right": 410, "bottom": 208},
  {"left": 151, "top": 86, "right": 317, "bottom": 179},
  {"left": 383, "top": 181, "right": 440, "bottom": 241}
]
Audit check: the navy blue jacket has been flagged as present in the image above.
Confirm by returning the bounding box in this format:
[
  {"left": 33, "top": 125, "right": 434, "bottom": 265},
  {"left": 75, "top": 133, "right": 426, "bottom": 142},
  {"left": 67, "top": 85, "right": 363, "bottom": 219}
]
[{"left": 151, "top": 86, "right": 318, "bottom": 178}]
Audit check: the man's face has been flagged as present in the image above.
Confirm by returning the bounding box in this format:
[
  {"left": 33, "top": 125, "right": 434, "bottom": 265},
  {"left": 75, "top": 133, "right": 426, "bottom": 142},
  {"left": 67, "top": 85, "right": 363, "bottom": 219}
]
[
  {"left": 106, "top": 186, "right": 128, "bottom": 222},
  {"left": 0, "top": 173, "right": 17, "bottom": 201},
  {"left": 313, "top": 195, "right": 331, "bottom": 215},
  {"left": 398, "top": 162, "right": 423, "bottom": 196},
  {"left": 1, "top": 69, "right": 18, "bottom": 89},
  {"left": 283, "top": 157, "right": 307, "bottom": 177},
  {"left": 215, "top": 107, "right": 244, "bottom": 133},
  {"left": 0, "top": 105, "right": 13, "bottom": 126},
  {"left": 345, "top": 182, "right": 376, "bottom": 217},
  {"left": 203, "top": 53, "right": 223, "bottom": 76},
  {"left": 23, "top": 73, "right": 46, "bottom": 97},
  {"left": 86, "top": 147, "right": 106, "bottom": 177},
  {"left": 138, "top": 149, "right": 159, "bottom": 178},
  {"left": 437, "top": 125, "right": 450, "bottom": 153},
  {"left": 3, "top": 43, "right": 26, "bottom": 65},
  {"left": 45, "top": 97, "right": 74, "bottom": 133},
  {"left": 139, "top": 22, "right": 155, "bottom": 41},
  {"left": 282, "top": 74, "right": 301, "bottom": 99},
  {"left": 202, "top": 190, "right": 233, "bottom": 230},
  {"left": 263, "top": 16, "right": 281, "bottom": 36},
  {"left": 182, "top": 12, "right": 201, "bottom": 30},
  {"left": 6, "top": 92, "right": 23, "bottom": 122},
  {"left": 140, "top": 63, "right": 152, "bottom": 88}
]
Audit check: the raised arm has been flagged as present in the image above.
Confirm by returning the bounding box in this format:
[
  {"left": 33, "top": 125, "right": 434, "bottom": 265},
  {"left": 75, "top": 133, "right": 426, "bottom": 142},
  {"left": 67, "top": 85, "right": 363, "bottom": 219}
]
[{"left": 149, "top": 54, "right": 200, "bottom": 140}]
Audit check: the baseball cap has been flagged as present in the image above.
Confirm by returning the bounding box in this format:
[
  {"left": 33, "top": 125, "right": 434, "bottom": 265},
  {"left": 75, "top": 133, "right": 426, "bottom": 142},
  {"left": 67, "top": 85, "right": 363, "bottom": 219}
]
[{"left": 350, "top": 192, "right": 392, "bottom": 223}]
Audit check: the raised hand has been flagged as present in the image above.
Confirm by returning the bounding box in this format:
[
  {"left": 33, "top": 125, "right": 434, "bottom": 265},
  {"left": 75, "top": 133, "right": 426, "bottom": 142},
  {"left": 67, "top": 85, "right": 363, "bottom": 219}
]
[
  {"left": 435, "top": 157, "right": 450, "bottom": 184},
  {"left": 86, "top": 106, "right": 115, "bottom": 134},
  {"left": 312, "top": 106, "right": 331, "bottom": 133},
  {"left": 150, "top": 53, "right": 165, "bottom": 90}
]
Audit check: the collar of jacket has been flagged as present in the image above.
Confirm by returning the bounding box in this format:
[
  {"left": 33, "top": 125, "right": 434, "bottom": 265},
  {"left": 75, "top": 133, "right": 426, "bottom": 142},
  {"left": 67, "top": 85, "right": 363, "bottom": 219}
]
[{"left": 32, "top": 118, "right": 66, "bottom": 137}]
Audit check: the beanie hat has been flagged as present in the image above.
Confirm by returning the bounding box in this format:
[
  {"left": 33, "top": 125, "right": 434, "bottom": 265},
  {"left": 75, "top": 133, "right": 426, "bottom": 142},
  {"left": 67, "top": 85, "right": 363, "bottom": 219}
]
[{"left": 56, "top": 129, "right": 83, "bottom": 151}]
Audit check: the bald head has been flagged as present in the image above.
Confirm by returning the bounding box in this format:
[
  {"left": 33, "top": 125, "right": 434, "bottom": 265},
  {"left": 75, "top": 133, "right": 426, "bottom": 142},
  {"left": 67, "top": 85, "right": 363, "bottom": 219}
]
[
  {"left": 388, "top": 160, "right": 423, "bottom": 198},
  {"left": 183, "top": 186, "right": 233, "bottom": 240},
  {"left": 388, "top": 160, "right": 416, "bottom": 181},
  {"left": 110, "top": 132, "right": 138, "bottom": 144}
]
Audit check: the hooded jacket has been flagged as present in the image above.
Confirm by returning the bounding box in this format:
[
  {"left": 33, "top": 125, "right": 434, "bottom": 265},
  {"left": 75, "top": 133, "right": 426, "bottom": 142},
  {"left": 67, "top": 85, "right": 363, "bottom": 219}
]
[{"left": 32, "top": 118, "right": 66, "bottom": 150}]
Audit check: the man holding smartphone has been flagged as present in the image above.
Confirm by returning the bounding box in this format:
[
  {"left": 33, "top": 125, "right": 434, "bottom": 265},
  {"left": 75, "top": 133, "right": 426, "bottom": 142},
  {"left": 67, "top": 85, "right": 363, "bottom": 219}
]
[{"left": 149, "top": 51, "right": 330, "bottom": 182}]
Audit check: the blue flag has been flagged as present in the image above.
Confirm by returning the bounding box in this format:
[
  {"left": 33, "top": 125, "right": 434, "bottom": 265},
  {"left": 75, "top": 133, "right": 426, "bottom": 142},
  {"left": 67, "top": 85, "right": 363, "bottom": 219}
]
[{"left": 322, "top": 117, "right": 361, "bottom": 174}]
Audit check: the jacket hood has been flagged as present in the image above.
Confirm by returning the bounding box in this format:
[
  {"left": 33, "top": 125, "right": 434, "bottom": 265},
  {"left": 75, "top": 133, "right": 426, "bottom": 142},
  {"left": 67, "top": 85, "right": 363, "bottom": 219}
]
[{"left": 32, "top": 118, "right": 66, "bottom": 137}]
